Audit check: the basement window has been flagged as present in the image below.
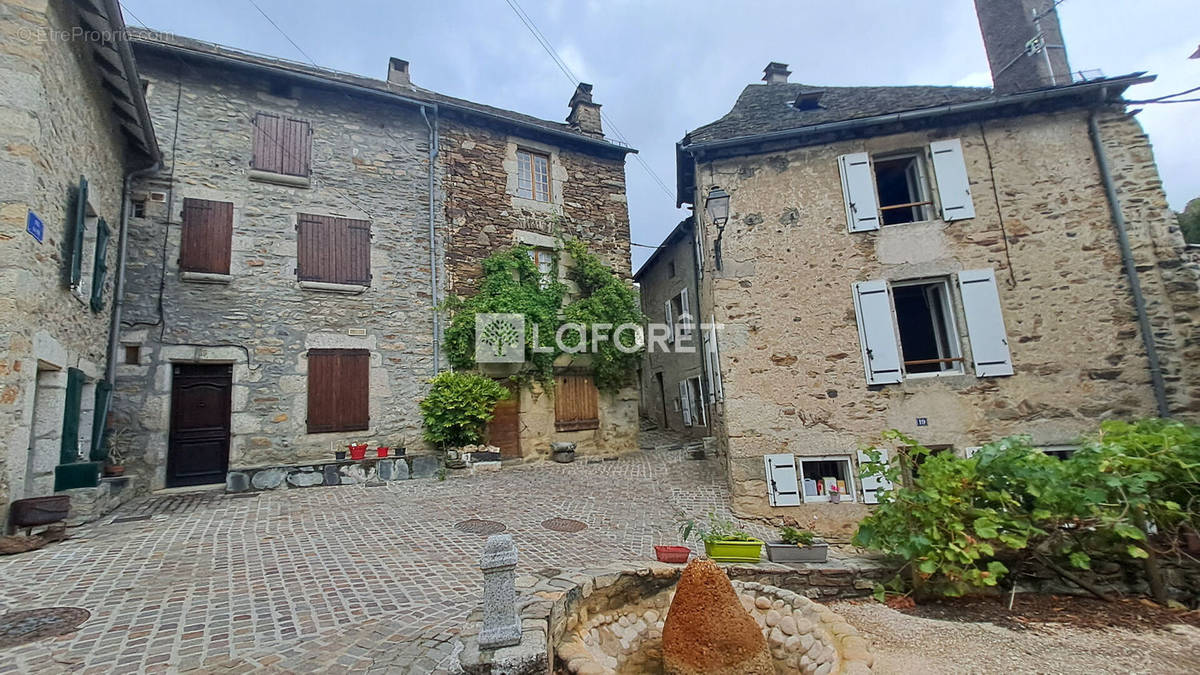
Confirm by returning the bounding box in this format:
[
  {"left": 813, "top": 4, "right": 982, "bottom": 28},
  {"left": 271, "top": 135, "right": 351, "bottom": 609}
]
[
  {"left": 799, "top": 456, "right": 857, "bottom": 503},
  {"left": 124, "top": 345, "right": 141, "bottom": 365},
  {"left": 874, "top": 152, "right": 932, "bottom": 225},
  {"left": 893, "top": 278, "right": 963, "bottom": 376},
  {"left": 1041, "top": 445, "right": 1077, "bottom": 461}
]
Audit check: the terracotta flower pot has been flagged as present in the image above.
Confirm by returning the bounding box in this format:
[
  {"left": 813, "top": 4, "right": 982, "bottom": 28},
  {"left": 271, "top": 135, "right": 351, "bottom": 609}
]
[
  {"left": 376, "top": 447, "right": 389, "bottom": 458},
  {"left": 349, "top": 444, "right": 367, "bottom": 461}
]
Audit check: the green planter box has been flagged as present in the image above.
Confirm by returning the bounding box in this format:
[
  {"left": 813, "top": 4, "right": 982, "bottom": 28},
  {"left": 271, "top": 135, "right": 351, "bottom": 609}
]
[{"left": 703, "top": 539, "right": 763, "bottom": 563}]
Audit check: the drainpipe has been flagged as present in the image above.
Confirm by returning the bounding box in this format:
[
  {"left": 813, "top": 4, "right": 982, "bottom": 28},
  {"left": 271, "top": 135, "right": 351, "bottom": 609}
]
[
  {"left": 420, "top": 105, "right": 440, "bottom": 374},
  {"left": 1087, "top": 108, "right": 1169, "bottom": 418}
]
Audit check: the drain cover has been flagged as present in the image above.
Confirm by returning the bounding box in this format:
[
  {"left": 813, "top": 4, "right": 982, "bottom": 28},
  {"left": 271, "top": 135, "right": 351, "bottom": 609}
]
[
  {"left": 112, "top": 515, "right": 152, "bottom": 523},
  {"left": 0, "top": 607, "right": 90, "bottom": 649},
  {"left": 454, "top": 519, "right": 507, "bottom": 536},
  {"left": 541, "top": 518, "right": 587, "bottom": 533}
]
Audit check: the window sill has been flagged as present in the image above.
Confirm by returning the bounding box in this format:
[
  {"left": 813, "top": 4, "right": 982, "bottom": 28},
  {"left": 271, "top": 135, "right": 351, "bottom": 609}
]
[
  {"left": 299, "top": 280, "right": 368, "bottom": 294},
  {"left": 903, "top": 369, "right": 965, "bottom": 381},
  {"left": 511, "top": 195, "right": 562, "bottom": 214},
  {"left": 181, "top": 271, "right": 233, "bottom": 284},
  {"left": 248, "top": 169, "right": 311, "bottom": 188},
  {"left": 802, "top": 496, "right": 856, "bottom": 504}
]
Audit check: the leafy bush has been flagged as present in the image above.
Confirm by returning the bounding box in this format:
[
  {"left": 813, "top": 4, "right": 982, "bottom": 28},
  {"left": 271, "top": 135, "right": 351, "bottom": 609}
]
[
  {"left": 853, "top": 420, "right": 1200, "bottom": 601},
  {"left": 780, "top": 526, "right": 816, "bottom": 546},
  {"left": 419, "top": 371, "right": 509, "bottom": 449},
  {"left": 679, "top": 512, "right": 758, "bottom": 545}
]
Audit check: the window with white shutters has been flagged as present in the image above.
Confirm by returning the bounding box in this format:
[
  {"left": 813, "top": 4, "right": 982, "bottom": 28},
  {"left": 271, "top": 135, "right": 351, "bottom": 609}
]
[
  {"left": 838, "top": 152, "right": 880, "bottom": 232},
  {"left": 678, "top": 380, "right": 692, "bottom": 426},
  {"left": 930, "top": 139, "right": 976, "bottom": 221},
  {"left": 956, "top": 268, "right": 1013, "bottom": 377},
  {"left": 764, "top": 454, "right": 801, "bottom": 507},
  {"left": 679, "top": 288, "right": 692, "bottom": 337},
  {"left": 704, "top": 317, "right": 724, "bottom": 403},
  {"left": 798, "top": 456, "right": 857, "bottom": 503},
  {"left": 852, "top": 280, "right": 903, "bottom": 385},
  {"left": 663, "top": 299, "right": 674, "bottom": 344},
  {"left": 857, "top": 448, "right": 893, "bottom": 504}
]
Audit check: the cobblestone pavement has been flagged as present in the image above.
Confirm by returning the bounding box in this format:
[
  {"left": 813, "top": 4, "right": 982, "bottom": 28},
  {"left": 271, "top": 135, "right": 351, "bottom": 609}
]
[{"left": 0, "top": 445, "right": 767, "bottom": 673}]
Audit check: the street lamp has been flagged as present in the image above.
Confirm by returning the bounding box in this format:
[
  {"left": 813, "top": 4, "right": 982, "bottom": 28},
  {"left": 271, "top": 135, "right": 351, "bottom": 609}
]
[{"left": 704, "top": 187, "right": 730, "bottom": 227}]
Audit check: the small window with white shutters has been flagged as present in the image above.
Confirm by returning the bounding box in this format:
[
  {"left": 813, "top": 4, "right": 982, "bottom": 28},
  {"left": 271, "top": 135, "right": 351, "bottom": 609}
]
[
  {"left": 799, "top": 456, "right": 857, "bottom": 503},
  {"left": 839, "top": 138, "right": 975, "bottom": 232},
  {"left": 874, "top": 151, "right": 933, "bottom": 225}
]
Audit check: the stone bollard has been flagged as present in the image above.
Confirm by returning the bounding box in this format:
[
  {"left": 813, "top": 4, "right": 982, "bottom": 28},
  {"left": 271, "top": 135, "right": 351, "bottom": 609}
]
[{"left": 478, "top": 533, "right": 522, "bottom": 650}]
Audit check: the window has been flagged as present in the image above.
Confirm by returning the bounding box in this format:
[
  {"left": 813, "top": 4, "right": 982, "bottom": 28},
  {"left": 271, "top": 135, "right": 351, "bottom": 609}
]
[
  {"left": 679, "top": 377, "right": 706, "bottom": 427},
  {"left": 1041, "top": 445, "right": 1077, "bottom": 461},
  {"left": 555, "top": 374, "right": 599, "bottom": 431},
  {"left": 852, "top": 268, "right": 1012, "bottom": 385},
  {"left": 516, "top": 149, "right": 550, "bottom": 202},
  {"left": 251, "top": 112, "right": 311, "bottom": 177},
  {"left": 180, "top": 198, "right": 234, "bottom": 275},
  {"left": 297, "top": 213, "right": 372, "bottom": 287},
  {"left": 873, "top": 152, "right": 932, "bottom": 225},
  {"left": 124, "top": 345, "right": 140, "bottom": 365},
  {"left": 799, "top": 456, "right": 857, "bottom": 503},
  {"left": 666, "top": 288, "right": 691, "bottom": 341},
  {"left": 668, "top": 260, "right": 676, "bottom": 278},
  {"left": 307, "top": 349, "right": 369, "bottom": 433},
  {"left": 891, "top": 279, "right": 963, "bottom": 376},
  {"left": 838, "top": 138, "right": 975, "bottom": 232},
  {"left": 132, "top": 199, "right": 146, "bottom": 218},
  {"left": 528, "top": 247, "right": 554, "bottom": 289}
]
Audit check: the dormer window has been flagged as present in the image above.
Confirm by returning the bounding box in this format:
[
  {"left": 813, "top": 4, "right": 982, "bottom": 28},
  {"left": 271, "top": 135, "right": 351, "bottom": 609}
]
[{"left": 793, "top": 90, "right": 824, "bottom": 110}]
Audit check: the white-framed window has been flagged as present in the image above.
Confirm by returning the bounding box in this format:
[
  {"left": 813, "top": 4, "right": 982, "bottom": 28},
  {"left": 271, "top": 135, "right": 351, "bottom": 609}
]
[
  {"left": 838, "top": 138, "right": 975, "bottom": 232},
  {"left": 666, "top": 287, "right": 691, "bottom": 341},
  {"left": 528, "top": 247, "right": 554, "bottom": 289},
  {"left": 799, "top": 456, "right": 857, "bottom": 503},
  {"left": 703, "top": 315, "right": 723, "bottom": 403},
  {"left": 678, "top": 376, "right": 706, "bottom": 427},
  {"left": 516, "top": 149, "right": 551, "bottom": 202},
  {"left": 852, "top": 268, "right": 1012, "bottom": 385}
]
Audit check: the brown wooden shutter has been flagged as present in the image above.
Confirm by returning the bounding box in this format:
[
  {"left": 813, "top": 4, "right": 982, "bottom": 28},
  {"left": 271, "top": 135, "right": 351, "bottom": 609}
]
[
  {"left": 297, "top": 213, "right": 371, "bottom": 286},
  {"left": 555, "top": 374, "right": 599, "bottom": 431},
  {"left": 180, "top": 198, "right": 233, "bottom": 274},
  {"left": 252, "top": 113, "right": 311, "bottom": 177},
  {"left": 307, "top": 349, "right": 369, "bottom": 433}
]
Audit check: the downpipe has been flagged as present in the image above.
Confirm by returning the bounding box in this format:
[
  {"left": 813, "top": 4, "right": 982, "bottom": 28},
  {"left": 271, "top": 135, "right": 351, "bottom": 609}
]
[{"left": 421, "top": 105, "right": 441, "bottom": 374}]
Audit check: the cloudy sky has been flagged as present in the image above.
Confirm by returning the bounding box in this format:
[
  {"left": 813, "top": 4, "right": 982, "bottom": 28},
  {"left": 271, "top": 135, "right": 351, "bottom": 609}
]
[{"left": 122, "top": 0, "right": 1199, "bottom": 270}]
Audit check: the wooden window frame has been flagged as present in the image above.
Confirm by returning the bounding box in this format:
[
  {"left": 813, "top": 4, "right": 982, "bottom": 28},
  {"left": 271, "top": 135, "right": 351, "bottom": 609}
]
[
  {"left": 516, "top": 149, "right": 551, "bottom": 202},
  {"left": 554, "top": 373, "right": 599, "bottom": 432},
  {"left": 180, "top": 198, "right": 234, "bottom": 275},
  {"left": 306, "top": 349, "right": 370, "bottom": 434}
]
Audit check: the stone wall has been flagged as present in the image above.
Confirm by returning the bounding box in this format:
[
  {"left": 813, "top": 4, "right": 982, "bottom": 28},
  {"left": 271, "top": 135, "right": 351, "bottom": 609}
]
[
  {"left": 688, "top": 108, "right": 1200, "bottom": 519},
  {"left": 514, "top": 378, "right": 639, "bottom": 460},
  {"left": 114, "top": 51, "right": 438, "bottom": 488},
  {"left": 0, "top": 0, "right": 132, "bottom": 523}
]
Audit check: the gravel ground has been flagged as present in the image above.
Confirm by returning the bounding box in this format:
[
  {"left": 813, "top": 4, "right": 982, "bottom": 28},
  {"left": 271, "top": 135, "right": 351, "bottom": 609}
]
[{"left": 829, "top": 600, "right": 1200, "bottom": 674}]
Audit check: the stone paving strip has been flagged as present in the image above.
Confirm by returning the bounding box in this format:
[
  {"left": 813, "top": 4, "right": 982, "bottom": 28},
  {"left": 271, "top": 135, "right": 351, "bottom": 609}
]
[{"left": 0, "top": 446, "right": 784, "bottom": 672}]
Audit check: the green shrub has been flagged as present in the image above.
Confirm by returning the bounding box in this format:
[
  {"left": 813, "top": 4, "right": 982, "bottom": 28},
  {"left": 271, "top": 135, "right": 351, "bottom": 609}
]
[
  {"left": 780, "top": 526, "right": 816, "bottom": 546},
  {"left": 679, "top": 512, "right": 757, "bottom": 545},
  {"left": 419, "top": 371, "right": 509, "bottom": 449}
]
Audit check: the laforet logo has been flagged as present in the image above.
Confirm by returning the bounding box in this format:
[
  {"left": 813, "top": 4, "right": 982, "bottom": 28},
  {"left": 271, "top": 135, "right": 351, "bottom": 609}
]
[{"left": 475, "top": 313, "right": 525, "bottom": 363}]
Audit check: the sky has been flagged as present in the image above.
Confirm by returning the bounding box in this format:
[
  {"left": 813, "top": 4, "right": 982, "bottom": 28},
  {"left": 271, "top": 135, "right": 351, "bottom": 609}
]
[{"left": 121, "top": 0, "right": 1199, "bottom": 271}]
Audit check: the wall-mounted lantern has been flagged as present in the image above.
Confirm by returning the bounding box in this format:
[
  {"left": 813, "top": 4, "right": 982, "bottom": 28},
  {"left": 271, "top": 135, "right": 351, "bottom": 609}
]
[{"left": 704, "top": 187, "right": 730, "bottom": 227}]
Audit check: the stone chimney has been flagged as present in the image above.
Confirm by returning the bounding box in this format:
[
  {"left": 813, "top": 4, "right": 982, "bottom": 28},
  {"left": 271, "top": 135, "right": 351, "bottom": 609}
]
[
  {"left": 974, "top": 0, "right": 1072, "bottom": 93},
  {"left": 387, "top": 57, "right": 410, "bottom": 86},
  {"left": 762, "top": 62, "right": 791, "bottom": 84},
  {"left": 566, "top": 83, "right": 603, "bottom": 137}
]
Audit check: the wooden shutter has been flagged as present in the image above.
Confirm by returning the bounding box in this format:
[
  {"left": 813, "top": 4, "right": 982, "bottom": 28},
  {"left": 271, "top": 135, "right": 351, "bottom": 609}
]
[
  {"left": 858, "top": 448, "right": 893, "bottom": 504},
  {"left": 957, "top": 268, "right": 1013, "bottom": 377},
  {"left": 60, "top": 368, "right": 84, "bottom": 464},
  {"left": 930, "top": 139, "right": 975, "bottom": 221},
  {"left": 678, "top": 380, "right": 692, "bottom": 426},
  {"left": 555, "top": 374, "right": 599, "bottom": 431},
  {"left": 764, "top": 454, "right": 801, "bottom": 506},
  {"left": 180, "top": 199, "right": 233, "bottom": 274},
  {"left": 253, "top": 113, "right": 311, "bottom": 177},
  {"left": 69, "top": 176, "right": 88, "bottom": 287},
  {"left": 838, "top": 152, "right": 880, "bottom": 232},
  {"left": 307, "top": 349, "right": 369, "bottom": 433},
  {"left": 89, "top": 218, "right": 110, "bottom": 312},
  {"left": 297, "top": 213, "right": 371, "bottom": 286},
  {"left": 852, "top": 280, "right": 903, "bottom": 385}
]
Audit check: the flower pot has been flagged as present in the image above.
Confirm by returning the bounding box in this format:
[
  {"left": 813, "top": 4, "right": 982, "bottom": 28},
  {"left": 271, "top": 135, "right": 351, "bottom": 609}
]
[
  {"left": 703, "top": 539, "right": 763, "bottom": 563},
  {"left": 830, "top": 492, "right": 841, "bottom": 504},
  {"left": 394, "top": 447, "right": 406, "bottom": 458},
  {"left": 376, "top": 447, "right": 389, "bottom": 458},
  {"left": 103, "top": 465, "right": 125, "bottom": 478},
  {"left": 348, "top": 444, "right": 367, "bottom": 461},
  {"left": 765, "top": 540, "right": 829, "bottom": 563},
  {"left": 654, "top": 545, "right": 692, "bottom": 563},
  {"left": 334, "top": 450, "right": 347, "bottom": 460},
  {"left": 551, "top": 441, "right": 576, "bottom": 464}
]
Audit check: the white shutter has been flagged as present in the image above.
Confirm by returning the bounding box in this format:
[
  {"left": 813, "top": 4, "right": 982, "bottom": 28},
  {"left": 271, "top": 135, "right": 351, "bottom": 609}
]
[
  {"left": 852, "top": 280, "right": 903, "bottom": 385},
  {"left": 857, "top": 449, "right": 893, "bottom": 504},
  {"left": 679, "top": 288, "right": 691, "bottom": 336},
  {"left": 710, "top": 318, "right": 724, "bottom": 401},
  {"left": 930, "top": 139, "right": 975, "bottom": 221},
  {"left": 694, "top": 230, "right": 704, "bottom": 280},
  {"left": 838, "top": 152, "right": 880, "bottom": 232},
  {"left": 704, "top": 318, "right": 723, "bottom": 404},
  {"left": 957, "top": 268, "right": 1013, "bottom": 377},
  {"left": 764, "top": 454, "right": 802, "bottom": 507},
  {"left": 679, "top": 380, "right": 692, "bottom": 426},
  {"left": 664, "top": 299, "right": 674, "bottom": 343},
  {"left": 964, "top": 446, "right": 982, "bottom": 459}
]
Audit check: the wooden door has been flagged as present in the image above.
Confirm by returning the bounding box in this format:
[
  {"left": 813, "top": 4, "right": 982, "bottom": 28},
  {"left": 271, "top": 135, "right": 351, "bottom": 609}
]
[
  {"left": 487, "top": 383, "right": 520, "bottom": 459},
  {"left": 167, "top": 364, "right": 232, "bottom": 487}
]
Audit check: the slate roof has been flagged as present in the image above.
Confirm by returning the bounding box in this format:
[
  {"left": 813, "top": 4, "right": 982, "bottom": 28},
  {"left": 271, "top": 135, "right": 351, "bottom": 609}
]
[{"left": 685, "top": 82, "right": 994, "bottom": 146}]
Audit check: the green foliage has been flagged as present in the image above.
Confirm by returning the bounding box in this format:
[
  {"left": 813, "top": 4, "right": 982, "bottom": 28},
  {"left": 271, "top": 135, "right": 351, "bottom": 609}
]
[
  {"left": 780, "top": 526, "right": 816, "bottom": 546},
  {"left": 852, "top": 420, "right": 1200, "bottom": 599},
  {"left": 560, "top": 239, "right": 645, "bottom": 391},
  {"left": 1177, "top": 197, "right": 1200, "bottom": 245},
  {"left": 418, "top": 371, "right": 510, "bottom": 449},
  {"left": 679, "top": 512, "right": 757, "bottom": 545}
]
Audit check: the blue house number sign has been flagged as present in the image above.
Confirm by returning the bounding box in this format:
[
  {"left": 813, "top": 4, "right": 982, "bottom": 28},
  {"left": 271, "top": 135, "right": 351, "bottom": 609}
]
[{"left": 26, "top": 210, "right": 44, "bottom": 243}]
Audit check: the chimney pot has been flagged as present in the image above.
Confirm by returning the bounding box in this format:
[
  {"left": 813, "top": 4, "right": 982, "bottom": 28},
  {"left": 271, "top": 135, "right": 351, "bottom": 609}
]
[
  {"left": 567, "top": 83, "right": 603, "bottom": 137},
  {"left": 387, "top": 57, "right": 410, "bottom": 87},
  {"left": 762, "top": 62, "right": 791, "bottom": 84}
]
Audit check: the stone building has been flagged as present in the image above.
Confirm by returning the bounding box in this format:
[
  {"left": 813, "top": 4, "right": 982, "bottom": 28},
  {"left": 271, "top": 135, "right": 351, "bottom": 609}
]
[
  {"left": 634, "top": 217, "right": 716, "bottom": 438},
  {"left": 657, "top": 0, "right": 1200, "bottom": 526},
  {"left": 0, "top": 0, "right": 157, "bottom": 526},
  {"left": 111, "top": 29, "right": 635, "bottom": 492}
]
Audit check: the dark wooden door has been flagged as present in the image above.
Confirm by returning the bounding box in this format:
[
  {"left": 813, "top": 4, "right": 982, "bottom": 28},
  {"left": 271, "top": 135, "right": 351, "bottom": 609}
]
[
  {"left": 487, "top": 383, "right": 520, "bottom": 459},
  {"left": 168, "top": 364, "right": 232, "bottom": 487}
]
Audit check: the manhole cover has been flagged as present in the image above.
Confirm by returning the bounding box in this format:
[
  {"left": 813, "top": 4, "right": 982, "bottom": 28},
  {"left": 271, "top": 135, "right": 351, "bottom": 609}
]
[
  {"left": 541, "top": 518, "right": 587, "bottom": 533},
  {"left": 0, "top": 607, "right": 90, "bottom": 649},
  {"left": 454, "top": 519, "right": 507, "bottom": 536}
]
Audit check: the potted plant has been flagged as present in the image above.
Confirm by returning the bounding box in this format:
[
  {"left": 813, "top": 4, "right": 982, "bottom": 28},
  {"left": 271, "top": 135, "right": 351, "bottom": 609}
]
[
  {"left": 418, "top": 371, "right": 509, "bottom": 458},
  {"left": 394, "top": 446, "right": 406, "bottom": 458},
  {"left": 653, "top": 545, "right": 691, "bottom": 563},
  {"left": 102, "top": 427, "right": 129, "bottom": 478},
  {"left": 829, "top": 483, "right": 841, "bottom": 504},
  {"left": 334, "top": 446, "right": 347, "bottom": 461},
  {"left": 349, "top": 442, "right": 368, "bottom": 461},
  {"left": 680, "top": 512, "right": 763, "bottom": 563},
  {"left": 376, "top": 446, "right": 389, "bottom": 458},
  {"left": 765, "top": 526, "right": 829, "bottom": 563},
  {"left": 551, "top": 441, "right": 576, "bottom": 463}
]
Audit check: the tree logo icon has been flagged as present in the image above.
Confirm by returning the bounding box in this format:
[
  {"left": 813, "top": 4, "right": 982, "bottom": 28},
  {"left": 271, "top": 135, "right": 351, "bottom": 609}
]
[{"left": 475, "top": 313, "right": 525, "bottom": 363}]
